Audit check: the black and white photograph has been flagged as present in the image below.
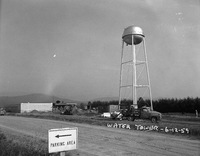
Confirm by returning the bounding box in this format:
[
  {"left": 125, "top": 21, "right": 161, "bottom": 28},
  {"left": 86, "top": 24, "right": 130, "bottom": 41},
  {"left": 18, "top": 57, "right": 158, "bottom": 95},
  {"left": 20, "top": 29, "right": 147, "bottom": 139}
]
[{"left": 0, "top": 0, "right": 200, "bottom": 156}]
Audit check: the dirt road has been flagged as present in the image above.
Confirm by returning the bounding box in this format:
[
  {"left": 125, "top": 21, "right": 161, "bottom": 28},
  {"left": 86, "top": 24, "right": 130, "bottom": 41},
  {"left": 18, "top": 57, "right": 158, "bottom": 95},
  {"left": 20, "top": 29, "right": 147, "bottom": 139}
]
[{"left": 0, "top": 116, "right": 199, "bottom": 156}]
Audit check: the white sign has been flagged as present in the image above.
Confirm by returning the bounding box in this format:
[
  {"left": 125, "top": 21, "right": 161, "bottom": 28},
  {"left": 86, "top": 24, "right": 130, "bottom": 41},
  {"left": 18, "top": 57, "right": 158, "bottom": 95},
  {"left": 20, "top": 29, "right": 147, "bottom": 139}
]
[{"left": 48, "top": 127, "right": 78, "bottom": 153}]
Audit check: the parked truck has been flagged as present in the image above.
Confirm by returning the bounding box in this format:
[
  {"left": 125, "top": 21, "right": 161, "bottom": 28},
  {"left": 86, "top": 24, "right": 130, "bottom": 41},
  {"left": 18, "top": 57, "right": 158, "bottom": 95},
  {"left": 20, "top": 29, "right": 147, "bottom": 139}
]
[{"left": 111, "top": 106, "right": 162, "bottom": 123}]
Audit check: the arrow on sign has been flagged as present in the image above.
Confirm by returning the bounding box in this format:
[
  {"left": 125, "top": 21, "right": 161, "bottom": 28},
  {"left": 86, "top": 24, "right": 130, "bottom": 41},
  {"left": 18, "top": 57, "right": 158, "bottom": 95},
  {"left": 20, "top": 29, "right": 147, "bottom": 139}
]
[{"left": 55, "top": 134, "right": 72, "bottom": 138}]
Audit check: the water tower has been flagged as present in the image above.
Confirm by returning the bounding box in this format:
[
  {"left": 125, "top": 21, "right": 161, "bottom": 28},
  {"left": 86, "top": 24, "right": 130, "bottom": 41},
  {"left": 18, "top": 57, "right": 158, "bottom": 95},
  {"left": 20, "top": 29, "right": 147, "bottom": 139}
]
[{"left": 119, "top": 25, "right": 153, "bottom": 110}]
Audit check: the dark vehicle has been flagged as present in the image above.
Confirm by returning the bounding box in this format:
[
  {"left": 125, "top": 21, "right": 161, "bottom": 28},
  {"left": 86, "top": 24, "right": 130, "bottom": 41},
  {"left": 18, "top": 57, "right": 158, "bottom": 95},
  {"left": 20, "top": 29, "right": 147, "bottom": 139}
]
[
  {"left": 52, "top": 102, "right": 77, "bottom": 115},
  {"left": 60, "top": 104, "right": 78, "bottom": 115},
  {"left": 112, "top": 106, "right": 162, "bottom": 123},
  {"left": 60, "top": 105, "right": 73, "bottom": 115},
  {"left": 0, "top": 108, "right": 6, "bottom": 116}
]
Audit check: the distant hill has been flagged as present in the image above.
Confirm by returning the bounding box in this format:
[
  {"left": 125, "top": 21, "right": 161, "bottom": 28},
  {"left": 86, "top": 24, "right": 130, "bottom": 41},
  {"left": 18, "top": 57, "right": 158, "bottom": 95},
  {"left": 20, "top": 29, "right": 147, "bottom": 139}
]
[{"left": 0, "top": 93, "right": 79, "bottom": 107}]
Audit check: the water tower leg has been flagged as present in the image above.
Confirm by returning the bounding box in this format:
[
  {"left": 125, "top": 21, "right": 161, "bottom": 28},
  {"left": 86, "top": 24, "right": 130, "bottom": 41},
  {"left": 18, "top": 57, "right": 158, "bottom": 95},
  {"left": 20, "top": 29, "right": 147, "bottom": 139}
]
[
  {"left": 132, "top": 35, "right": 137, "bottom": 108},
  {"left": 119, "top": 41, "right": 124, "bottom": 110},
  {"left": 143, "top": 38, "right": 153, "bottom": 110}
]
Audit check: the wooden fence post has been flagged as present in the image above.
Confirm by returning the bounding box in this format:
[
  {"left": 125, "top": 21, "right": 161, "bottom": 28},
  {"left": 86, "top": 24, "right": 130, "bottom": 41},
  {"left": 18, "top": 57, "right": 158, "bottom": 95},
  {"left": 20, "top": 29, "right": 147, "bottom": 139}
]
[{"left": 60, "top": 151, "right": 65, "bottom": 156}]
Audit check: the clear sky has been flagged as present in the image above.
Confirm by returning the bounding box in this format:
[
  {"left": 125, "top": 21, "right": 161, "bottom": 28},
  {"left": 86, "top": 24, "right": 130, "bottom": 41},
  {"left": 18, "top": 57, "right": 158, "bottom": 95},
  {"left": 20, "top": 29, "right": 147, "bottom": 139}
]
[{"left": 0, "top": 0, "right": 200, "bottom": 101}]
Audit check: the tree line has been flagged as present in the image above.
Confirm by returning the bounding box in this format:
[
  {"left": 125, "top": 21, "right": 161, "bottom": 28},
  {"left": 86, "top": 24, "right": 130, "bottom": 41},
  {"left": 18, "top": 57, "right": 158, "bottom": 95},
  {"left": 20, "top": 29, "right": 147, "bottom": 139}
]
[{"left": 88, "top": 97, "right": 200, "bottom": 113}]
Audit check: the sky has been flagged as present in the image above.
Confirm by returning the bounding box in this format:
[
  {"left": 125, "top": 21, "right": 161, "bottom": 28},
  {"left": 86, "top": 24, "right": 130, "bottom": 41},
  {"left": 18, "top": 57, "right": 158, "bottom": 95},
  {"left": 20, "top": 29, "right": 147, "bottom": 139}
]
[{"left": 0, "top": 0, "right": 200, "bottom": 101}]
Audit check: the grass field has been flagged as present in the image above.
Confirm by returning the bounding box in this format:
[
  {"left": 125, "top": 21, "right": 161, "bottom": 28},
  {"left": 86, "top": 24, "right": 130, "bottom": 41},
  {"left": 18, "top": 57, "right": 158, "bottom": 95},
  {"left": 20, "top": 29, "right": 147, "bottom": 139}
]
[
  {"left": 0, "top": 130, "right": 48, "bottom": 156},
  {"left": 0, "top": 129, "right": 71, "bottom": 156}
]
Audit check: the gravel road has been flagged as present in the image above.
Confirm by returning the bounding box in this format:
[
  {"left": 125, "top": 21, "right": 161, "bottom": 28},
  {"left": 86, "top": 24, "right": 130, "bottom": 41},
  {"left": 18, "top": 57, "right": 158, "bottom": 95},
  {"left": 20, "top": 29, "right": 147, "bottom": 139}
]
[{"left": 0, "top": 116, "right": 199, "bottom": 156}]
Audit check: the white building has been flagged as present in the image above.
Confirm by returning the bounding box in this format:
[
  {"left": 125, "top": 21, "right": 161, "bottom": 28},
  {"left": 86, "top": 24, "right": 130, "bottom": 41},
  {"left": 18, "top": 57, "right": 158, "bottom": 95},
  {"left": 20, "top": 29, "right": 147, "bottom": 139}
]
[{"left": 20, "top": 103, "right": 53, "bottom": 113}]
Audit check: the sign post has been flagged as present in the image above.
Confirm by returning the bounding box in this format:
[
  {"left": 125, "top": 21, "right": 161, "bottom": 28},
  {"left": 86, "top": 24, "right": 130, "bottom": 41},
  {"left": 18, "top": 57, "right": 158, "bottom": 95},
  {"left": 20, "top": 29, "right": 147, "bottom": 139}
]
[{"left": 48, "top": 127, "right": 78, "bottom": 155}]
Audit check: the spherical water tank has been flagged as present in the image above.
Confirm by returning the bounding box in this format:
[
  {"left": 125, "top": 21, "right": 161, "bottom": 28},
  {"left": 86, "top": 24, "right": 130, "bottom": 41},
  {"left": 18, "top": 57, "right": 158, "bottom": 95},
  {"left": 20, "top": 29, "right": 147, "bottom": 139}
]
[{"left": 122, "top": 26, "right": 144, "bottom": 45}]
